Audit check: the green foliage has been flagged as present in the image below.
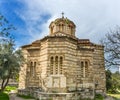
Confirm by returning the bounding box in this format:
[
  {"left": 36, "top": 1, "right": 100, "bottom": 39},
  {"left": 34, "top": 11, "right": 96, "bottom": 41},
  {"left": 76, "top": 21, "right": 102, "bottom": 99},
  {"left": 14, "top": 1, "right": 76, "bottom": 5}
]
[
  {"left": 0, "top": 92, "right": 9, "bottom": 100},
  {"left": 112, "top": 72, "right": 120, "bottom": 90},
  {"left": 108, "top": 94, "right": 120, "bottom": 100},
  {"left": 106, "top": 70, "right": 120, "bottom": 94},
  {"left": 4, "top": 86, "right": 17, "bottom": 93},
  {"left": 0, "top": 13, "right": 24, "bottom": 92},
  {"left": 106, "top": 70, "right": 112, "bottom": 91},
  {"left": 79, "top": 95, "right": 104, "bottom": 100}
]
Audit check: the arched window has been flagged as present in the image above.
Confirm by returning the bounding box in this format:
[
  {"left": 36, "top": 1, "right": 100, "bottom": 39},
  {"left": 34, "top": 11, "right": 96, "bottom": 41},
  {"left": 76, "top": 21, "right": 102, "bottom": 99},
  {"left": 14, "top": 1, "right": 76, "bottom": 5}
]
[
  {"left": 60, "top": 56, "right": 63, "bottom": 74},
  {"left": 55, "top": 56, "right": 58, "bottom": 74},
  {"left": 50, "top": 57, "right": 54, "bottom": 74},
  {"left": 59, "top": 24, "right": 61, "bottom": 31},
  {"left": 80, "top": 60, "right": 89, "bottom": 77},
  {"left": 34, "top": 62, "right": 36, "bottom": 76},
  {"left": 51, "top": 26, "right": 54, "bottom": 34},
  {"left": 85, "top": 61, "right": 88, "bottom": 76},
  {"left": 50, "top": 56, "right": 64, "bottom": 75},
  {"left": 30, "top": 62, "right": 33, "bottom": 76},
  {"left": 81, "top": 61, "right": 84, "bottom": 77},
  {"left": 68, "top": 25, "right": 71, "bottom": 34},
  {"left": 30, "top": 61, "right": 36, "bottom": 77}
]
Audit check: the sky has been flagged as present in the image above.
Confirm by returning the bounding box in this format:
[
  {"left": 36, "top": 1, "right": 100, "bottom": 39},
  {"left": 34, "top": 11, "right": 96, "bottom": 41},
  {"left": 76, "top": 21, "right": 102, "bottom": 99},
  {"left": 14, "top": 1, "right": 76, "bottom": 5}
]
[{"left": 0, "top": 0, "right": 120, "bottom": 48}]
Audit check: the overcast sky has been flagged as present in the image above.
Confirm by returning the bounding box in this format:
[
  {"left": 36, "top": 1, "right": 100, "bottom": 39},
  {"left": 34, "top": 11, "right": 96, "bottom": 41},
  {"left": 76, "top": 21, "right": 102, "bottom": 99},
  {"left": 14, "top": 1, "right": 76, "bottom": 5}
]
[{"left": 0, "top": 0, "right": 120, "bottom": 48}]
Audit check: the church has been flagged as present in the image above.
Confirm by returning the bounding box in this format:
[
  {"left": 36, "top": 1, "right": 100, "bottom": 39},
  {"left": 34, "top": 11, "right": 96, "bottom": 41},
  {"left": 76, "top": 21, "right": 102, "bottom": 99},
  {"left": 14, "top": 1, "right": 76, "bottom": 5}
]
[{"left": 18, "top": 14, "right": 106, "bottom": 99}]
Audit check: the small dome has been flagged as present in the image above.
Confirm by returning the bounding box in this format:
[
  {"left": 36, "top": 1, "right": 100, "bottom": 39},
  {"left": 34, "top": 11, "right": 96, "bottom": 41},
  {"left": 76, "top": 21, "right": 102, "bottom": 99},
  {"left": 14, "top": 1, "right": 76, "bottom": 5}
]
[
  {"left": 49, "top": 17, "right": 76, "bottom": 37},
  {"left": 49, "top": 17, "right": 76, "bottom": 28}
]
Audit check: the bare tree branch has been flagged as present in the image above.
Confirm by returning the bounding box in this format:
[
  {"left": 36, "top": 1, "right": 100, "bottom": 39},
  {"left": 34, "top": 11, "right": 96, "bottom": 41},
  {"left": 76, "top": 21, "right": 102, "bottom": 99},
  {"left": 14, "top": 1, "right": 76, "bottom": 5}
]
[{"left": 101, "top": 26, "right": 120, "bottom": 68}]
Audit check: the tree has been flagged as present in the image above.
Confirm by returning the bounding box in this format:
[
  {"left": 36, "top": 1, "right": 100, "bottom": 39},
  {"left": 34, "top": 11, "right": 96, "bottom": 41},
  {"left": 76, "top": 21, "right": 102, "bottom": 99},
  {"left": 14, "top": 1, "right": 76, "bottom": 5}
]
[
  {"left": 106, "top": 70, "right": 112, "bottom": 91},
  {"left": 0, "top": 13, "right": 24, "bottom": 92},
  {"left": 106, "top": 70, "right": 120, "bottom": 93},
  {"left": 112, "top": 71, "right": 120, "bottom": 90},
  {"left": 101, "top": 26, "right": 120, "bottom": 68}
]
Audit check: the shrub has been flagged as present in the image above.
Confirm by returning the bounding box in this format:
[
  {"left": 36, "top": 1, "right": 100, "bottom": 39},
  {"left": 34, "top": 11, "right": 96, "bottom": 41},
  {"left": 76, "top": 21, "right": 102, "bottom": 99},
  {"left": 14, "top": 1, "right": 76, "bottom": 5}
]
[
  {"left": 17, "top": 94, "right": 35, "bottom": 99},
  {"left": 94, "top": 94, "right": 104, "bottom": 100},
  {"left": 0, "top": 92, "right": 9, "bottom": 100},
  {"left": 4, "top": 86, "right": 17, "bottom": 93}
]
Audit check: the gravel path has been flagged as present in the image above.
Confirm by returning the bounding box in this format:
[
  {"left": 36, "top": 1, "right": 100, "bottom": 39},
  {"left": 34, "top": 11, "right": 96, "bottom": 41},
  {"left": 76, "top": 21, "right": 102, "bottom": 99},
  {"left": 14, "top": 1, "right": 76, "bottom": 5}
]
[
  {"left": 9, "top": 93, "right": 35, "bottom": 100},
  {"left": 103, "top": 95, "right": 118, "bottom": 100}
]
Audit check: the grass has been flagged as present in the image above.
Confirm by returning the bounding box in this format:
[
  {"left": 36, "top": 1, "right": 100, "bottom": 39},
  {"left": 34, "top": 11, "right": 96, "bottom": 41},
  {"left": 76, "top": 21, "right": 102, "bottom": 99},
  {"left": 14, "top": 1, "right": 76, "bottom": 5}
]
[
  {"left": 0, "top": 92, "right": 9, "bottom": 100},
  {"left": 108, "top": 94, "right": 120, "bottom": 99},
  {"left": 0, "top": 86, "right": 17, "bottom": 100},
  {"left": 17, "top": 94, "right": 35, "bottom": 99}
]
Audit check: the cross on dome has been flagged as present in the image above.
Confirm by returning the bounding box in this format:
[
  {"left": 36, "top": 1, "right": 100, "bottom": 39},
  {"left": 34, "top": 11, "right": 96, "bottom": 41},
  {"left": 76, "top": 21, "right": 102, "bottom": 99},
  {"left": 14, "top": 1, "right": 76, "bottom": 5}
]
[{"left": 61, "top": 12, "right": 64, "bottom": 18}]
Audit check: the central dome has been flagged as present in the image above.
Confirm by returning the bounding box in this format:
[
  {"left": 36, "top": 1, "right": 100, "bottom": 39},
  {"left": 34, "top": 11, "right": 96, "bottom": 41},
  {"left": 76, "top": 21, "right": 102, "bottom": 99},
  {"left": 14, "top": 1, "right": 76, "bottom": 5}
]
[{"left": 49, "top": 17, "right": 76, "bottom": 37}]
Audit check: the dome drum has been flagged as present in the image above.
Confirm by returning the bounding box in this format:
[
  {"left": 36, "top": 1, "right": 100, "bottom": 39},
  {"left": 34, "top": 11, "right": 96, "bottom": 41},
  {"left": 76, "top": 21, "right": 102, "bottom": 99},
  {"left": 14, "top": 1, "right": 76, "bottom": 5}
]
[{"left": 49, "top": 17, "right": 76, "bottom": 36}]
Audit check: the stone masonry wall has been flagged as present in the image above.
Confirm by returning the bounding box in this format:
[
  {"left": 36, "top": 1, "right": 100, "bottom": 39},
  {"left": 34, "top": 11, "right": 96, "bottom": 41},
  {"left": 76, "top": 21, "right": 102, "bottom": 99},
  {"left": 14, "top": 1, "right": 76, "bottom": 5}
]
[
  {"left": 93, "top": 46, "right": 106, "bottom": 93},
  {"left": 19, "top": 49, "right": 28, "bottom": 89},
  {"left": 19, "top": 36, "right": 106, "bottom": 95}
]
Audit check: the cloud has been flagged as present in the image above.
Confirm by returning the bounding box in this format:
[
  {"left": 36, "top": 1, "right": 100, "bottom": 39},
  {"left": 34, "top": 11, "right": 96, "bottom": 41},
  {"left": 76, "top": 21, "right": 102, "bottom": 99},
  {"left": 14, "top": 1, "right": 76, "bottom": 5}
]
[{"left": 16, "top": 0, "right": 120, "bottom": 44}]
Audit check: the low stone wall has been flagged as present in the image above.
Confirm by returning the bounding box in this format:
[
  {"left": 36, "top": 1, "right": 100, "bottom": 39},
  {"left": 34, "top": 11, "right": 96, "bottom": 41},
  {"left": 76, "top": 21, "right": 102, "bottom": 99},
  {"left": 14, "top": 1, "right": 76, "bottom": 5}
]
[
  {"left": 18, "top": 89, "right": 30, "bottom": 96},
  {"left": 18, "top": 88, "right": 95, "bottom": 100},
  {"left": 18, "top": 86, "right": 42, "bottom": 96},
  {"left": 0, "top": 80, "right": 18, "bottom": 87}
]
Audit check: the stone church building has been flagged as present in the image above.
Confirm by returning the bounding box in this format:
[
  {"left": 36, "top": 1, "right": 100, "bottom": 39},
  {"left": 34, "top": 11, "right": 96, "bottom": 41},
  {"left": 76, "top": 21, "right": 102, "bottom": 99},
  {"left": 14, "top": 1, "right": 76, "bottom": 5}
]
[{"left": 19, "top": 15, "right": 106, "bottom": 99}]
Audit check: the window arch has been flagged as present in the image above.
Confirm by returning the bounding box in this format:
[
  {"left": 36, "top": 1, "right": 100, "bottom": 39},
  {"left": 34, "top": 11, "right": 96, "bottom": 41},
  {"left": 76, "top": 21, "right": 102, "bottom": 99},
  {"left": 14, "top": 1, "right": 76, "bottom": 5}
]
[
  {"left": 34, "top": 62, "right": 36, "bottom": 76},
  {"left": 30, "top": 62, "right": 33, "bottom": 76},
  {"left": 61, "top": 24, "right": 64, "bottom": 32},
  {"left": 71, "top": 27, "right": 73, "bottom": 35},
  {"left": 55, "top": 56, "right": 58, "bottom": 74},
  {"left": 50, "top": 56, "right": 63, "bottom": 75},
  {"left": 80, "top": 60, "right": 89, "bottom": 77},
  {"left": 85, "top": 61, "right": 88, "bottom": 76},
  {"left": 60, "top": 56, "right": 63, "bottom": 74},
  {"left": 81, "top": 61, "right": 84, "bottom": 77},
  {"left": 30, "top": 61, "right": 36, "bottom": 77},
  {"left": 59, "top": 24, "right": 61, "bottom": 31},
  {"left": 51, "top": 26, "right": 54, "bottom": 34},
  {"left": 50, "top": 57, "right": 54, "bottom": 74}
]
